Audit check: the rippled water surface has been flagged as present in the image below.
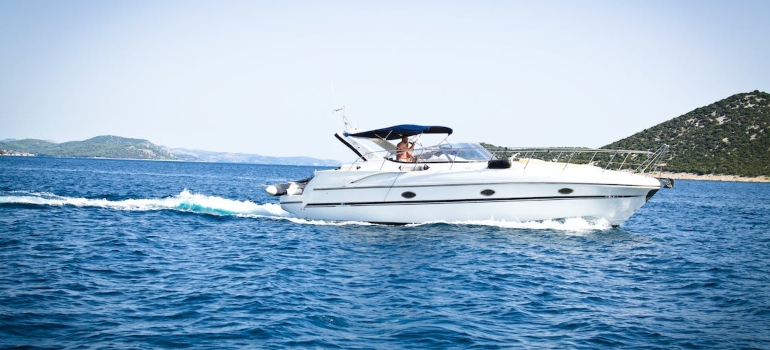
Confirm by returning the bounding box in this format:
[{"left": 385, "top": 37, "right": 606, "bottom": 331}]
[{"left": 1, "top": 157, "right": 769, "bottom": 349}]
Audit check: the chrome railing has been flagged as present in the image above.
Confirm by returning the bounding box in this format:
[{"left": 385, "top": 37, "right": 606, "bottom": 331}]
[
  {"left": 341, "top": 143, "right": 669, "bottom": 175},
  {"left": 494, "top": 145, "right": 669, "bottom": 174}
]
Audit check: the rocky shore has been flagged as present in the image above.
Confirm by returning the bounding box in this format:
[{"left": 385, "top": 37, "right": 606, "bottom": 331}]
[{"left": 658, "top": 172, "right": 770, "bottom": 183}]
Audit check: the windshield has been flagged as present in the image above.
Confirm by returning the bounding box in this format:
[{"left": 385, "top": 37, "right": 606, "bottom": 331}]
[{"left": 415, "top": 142, "right": 494, "bottom": 162}]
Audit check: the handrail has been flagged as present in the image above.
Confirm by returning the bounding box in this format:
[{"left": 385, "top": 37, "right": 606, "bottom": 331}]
[{"left": 495, "top": 145, "right": 668, "bottom": 175}]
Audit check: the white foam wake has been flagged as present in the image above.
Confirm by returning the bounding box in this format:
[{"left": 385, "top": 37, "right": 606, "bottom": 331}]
[
  {"left": 281, "top": 217, "right": 611, "bottom": 231},
  {"left": 1, "top": 191, "right": 613, "bottom": 230},
  {"left": 415, "top": 217, "right": 613, "bottom": 232},
  {"left": 0, "top": 189, "right": 289, "bottom": 218}
]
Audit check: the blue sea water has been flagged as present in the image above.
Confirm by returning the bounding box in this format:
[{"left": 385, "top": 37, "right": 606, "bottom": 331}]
[{"left": 1, "top": 157, "right": 769, "bottom": 349}]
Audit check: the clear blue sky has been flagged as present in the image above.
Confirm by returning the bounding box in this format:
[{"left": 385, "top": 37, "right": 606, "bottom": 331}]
[{"left": 2, "top": 0, "right": 768, "bottom": 161}]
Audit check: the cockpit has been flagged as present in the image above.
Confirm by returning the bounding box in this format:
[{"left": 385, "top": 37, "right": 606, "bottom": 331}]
[{"left": 338, "top": 124, "right": 496, "bottom": 164}]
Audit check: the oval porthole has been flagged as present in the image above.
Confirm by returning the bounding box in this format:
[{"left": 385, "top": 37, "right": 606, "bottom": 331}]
[
  {"left": 480, "top": 189, "right": 495, "bottom": 196},
  {"left": 401, "top": 191, "right": 416, "bottom": 199},
  {"left": 558, "top": 188, "right": 574, "bottom": 195}
]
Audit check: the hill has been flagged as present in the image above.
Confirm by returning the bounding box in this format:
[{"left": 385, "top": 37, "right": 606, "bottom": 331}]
[
  {"left": 604, "top": 91, "right": 769, "bottom": 177},
  {"left": 0, "top": 136, "right": 175, "bottom": 160},
  {"left": 0, "top": 135, "right": 340, "bottom": 166},
  {"left": 165, "top": 147, "right": 340, "bottom": 166}
]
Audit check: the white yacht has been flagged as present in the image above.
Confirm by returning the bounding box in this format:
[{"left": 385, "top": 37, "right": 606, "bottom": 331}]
[{"left": 267, "top": 120, "right": 669, "bottom": 226}]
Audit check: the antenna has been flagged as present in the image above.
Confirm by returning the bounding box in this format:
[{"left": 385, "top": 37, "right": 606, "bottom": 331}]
[{"left": 331, "top": 82, "right": 350, "bottom": 132}]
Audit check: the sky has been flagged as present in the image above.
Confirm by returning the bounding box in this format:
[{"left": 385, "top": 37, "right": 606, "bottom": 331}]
[{"left": 2, "top": 0, "right": 769, "bottom": 161}]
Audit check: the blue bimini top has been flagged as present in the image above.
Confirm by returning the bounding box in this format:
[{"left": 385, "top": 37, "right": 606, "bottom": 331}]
[{"left": 346, "top": 124, "right": 453, "bottom": 140}]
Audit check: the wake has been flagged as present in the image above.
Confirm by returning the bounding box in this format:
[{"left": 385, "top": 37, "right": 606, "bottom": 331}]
[
  {"left": 0, "top": 189, "right": 289, "bottom": 218},
  {"left": 1, "top": 190, "right": 612, "bottom": 231},
  {"left": 418, "top": 217, "right": 613, "bottom": 232}
]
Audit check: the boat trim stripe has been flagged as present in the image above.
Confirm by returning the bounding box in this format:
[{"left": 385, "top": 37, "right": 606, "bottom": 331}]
[
  {"left": 303, "top": 195, "right": 640, "bottom": 207},
  {"left": 313, "top": 182, "right": 658, "bottom": 191}
]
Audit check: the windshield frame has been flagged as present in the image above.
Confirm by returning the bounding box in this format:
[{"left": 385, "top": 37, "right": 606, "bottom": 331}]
[{"left": 404, "top": 142, "right": 495, "bottom": 163}]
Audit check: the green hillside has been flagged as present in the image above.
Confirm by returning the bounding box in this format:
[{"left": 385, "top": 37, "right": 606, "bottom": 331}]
[
  {"left": 604, "top": 91, "right": 770, "bottom": 177},
  {"left": 0, "top": 136, "right": 177, "bottom": 160},
  {"left": 0, "top": 139, "right": 57, "bottom": 154}
]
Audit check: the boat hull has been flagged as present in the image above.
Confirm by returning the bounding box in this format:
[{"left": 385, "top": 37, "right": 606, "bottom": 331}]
[{"left": 279, "top": 167, "right": 661, "bottom": 226}]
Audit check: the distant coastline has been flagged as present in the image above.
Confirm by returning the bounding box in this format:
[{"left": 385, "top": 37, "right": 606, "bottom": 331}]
[
  {"left": 0, "top": 153, "right": 339, "bottom": 167},
  {"left": 659, "top": 172, "right": 770, "bottom": 183},
  {"left": 0, "top": 136, "right": 340, "bottom": 167}
]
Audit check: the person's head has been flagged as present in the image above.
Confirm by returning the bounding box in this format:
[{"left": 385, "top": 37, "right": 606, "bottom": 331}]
[{"left": 401, "top": 136, "right": 408, "bottom": 143}]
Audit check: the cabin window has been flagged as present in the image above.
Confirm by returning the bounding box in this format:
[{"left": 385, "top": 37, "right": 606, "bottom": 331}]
[
  {"left": 401, "top": 191, "right": 417, "bottom": 199},
  {"left": 480, "top": 189, "right": 495, "bottom": 196},
  {"left": 558, "top": 188, "right": 574, "bottom": 194}
]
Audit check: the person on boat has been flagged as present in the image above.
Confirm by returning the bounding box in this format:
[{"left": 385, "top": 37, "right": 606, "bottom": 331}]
[{"left": 396, "top": 136, "right": 416, "bottom": 162}]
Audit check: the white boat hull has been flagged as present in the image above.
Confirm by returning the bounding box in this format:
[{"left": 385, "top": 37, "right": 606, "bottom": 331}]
[{"left": 278, "top": 163, "right": 661, "bottom": 226}]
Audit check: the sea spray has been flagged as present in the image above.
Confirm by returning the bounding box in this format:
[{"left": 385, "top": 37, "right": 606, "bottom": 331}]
[{"left": 0, "top": 189, "right": 289, "bottom": 218}]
